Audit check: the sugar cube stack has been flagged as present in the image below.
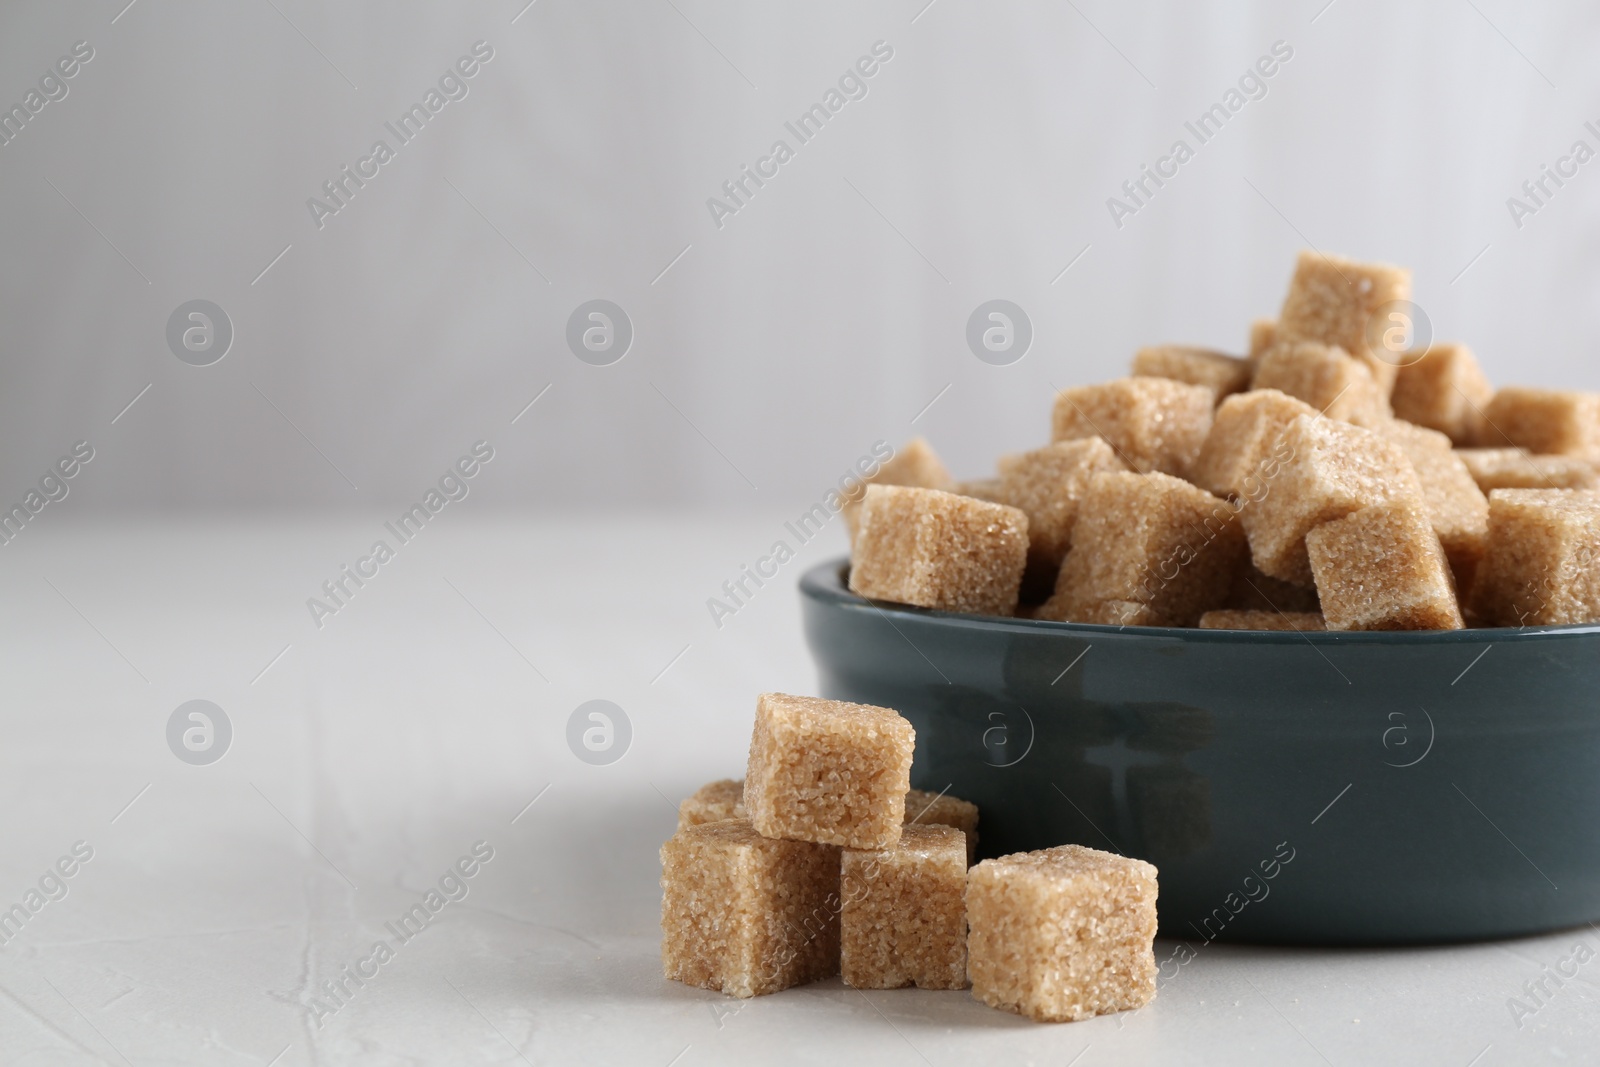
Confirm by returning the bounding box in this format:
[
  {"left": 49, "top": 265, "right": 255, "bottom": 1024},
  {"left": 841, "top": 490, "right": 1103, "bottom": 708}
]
[
  {"left": 662, "top": 694, "right": 914, "bottom": 998},
  {"left": 662, "top": 693, "right": 1162, "bottom": 1022},
  {"left": 966, "top": 845, "right": 1159, "bottom": 1022}
]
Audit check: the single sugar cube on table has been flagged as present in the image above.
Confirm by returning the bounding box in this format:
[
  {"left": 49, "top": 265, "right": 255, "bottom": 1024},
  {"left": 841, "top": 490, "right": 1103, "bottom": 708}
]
[
  {"left": 1275, "top": 249, "right": 1412, "bottom": 395},
  {"left": 746, "top": 693, "right": 915, "bottom": 850},
  {"left": 840, "top": 824, "right": 968, "bottom": 990},
  {"left": 1198, "top": 609, "right": 1326, "bottom": 631},
  {"left": 1471, "top": 489, "right": 1600, "bottom": 626},
  {"left": 849, "top": 485, "right": 1029, "bottom": 617},
  {"left": 842, "top": 436, "right": 954, "bottom": 541},
  {"left": 678, "top": 778, "right": 745, "bottom": 829},
  {"left": 1250, "top": 341, "right": 1390, "bottom": 426},
  {"left": 1480, "top": 387, "right": 1600, "bottom": 455},
  {"left": 1130, "top": 345, "right": 1253, "bottom": 400},
  {"left": 1036, "top": 471, "right": 1245, "bottom": 627},
  {"left": 1306, "top": 503, "right": 1464, "bottom": 630},
  {"left": 1051, "top": 377, "right": 1215, "bottom": 478},
  {"left": 994, "top": 438, "right": 1127, "bottom": 576},
  {"left": 1239, "top": 414, "right": 1423, "bottom": 587},
  {"left": 966, "top": 844, "right": 1159, "bottom": 1022},
  {"left": 660, "top": 819, "right": 841, "bottom": 998},
  {"left": 1190, "top": 388, "right": 1319, "bottom": 500},
  {"left": 1456, "top": 448, "right": 1599, "bottom": 492},
  {"left": 904, "top": 787, "right": 980, "bottom": 864},
  {"left": 1384, "top": 421, "right": 1490, "bottom": 593},
  {"left": 1391, "top": 343, "right": 1493, "bottom": 444}
]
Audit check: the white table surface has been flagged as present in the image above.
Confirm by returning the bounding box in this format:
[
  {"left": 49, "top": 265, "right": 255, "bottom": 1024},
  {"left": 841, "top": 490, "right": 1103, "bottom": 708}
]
[{"left": 1, "top": 513, "right": 1595, "bottom": 1066}]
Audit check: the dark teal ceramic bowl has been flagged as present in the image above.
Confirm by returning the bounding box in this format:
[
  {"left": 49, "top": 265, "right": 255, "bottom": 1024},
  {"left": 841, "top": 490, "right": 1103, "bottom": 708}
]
[{"left": 800, "top": 558, "right": 1600, "bottom": 945}]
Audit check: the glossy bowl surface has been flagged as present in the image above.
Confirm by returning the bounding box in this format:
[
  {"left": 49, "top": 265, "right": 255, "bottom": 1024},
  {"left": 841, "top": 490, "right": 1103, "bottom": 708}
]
[{"left": 800, "top": 558, "right": 1600, "bottom": 944}]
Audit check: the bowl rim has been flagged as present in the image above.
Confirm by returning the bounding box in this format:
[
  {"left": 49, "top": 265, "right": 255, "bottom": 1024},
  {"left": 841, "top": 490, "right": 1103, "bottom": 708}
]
[{"left": 799, "top": 556, "right": 1600, "bottom": 645}]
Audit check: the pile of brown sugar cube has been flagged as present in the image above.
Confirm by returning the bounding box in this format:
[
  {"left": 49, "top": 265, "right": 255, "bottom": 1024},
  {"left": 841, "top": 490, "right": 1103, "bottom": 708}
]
[
  {"left": 847, "top": 250, "right": 1600, "bottom": 630},
  {"left": 660, "top": 693, "right": 1159, "bottom": 1022}
]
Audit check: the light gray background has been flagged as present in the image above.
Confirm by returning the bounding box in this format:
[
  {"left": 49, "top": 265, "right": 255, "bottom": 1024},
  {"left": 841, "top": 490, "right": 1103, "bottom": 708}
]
[{"left": 1, "top": 0, "right": 1596, "bottom": 511}]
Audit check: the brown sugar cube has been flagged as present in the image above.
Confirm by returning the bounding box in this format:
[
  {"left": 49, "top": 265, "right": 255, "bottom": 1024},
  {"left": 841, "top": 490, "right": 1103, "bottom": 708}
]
[
  {"left": 1130, "top": 345, "right": 1253, "bottom": 400},
  {"left": 904, "top": 787, "right": 980, "bottom": 864},
  {"left": 1384, "top": 421, "right": 1490, "bottom": 592},
  {"left": 1457, "top": 448, "right": 1600, "bottom": 492},
  {"left": 1226, "top": 561, "right": 1321, "bottom": 613},
  {"left": 1190, "top": 388, "right": 1319, "bottom": 500},
  {"left": 1240, "top": 414, "right": 1423, "bottom": 586},
  {"left": 1251, "top": 341, "right": 1391, "bottom": 427},
  {"left": 966, "top": 844, "right": 1158, "bottom": 1022},
  {"left": 1480, "top": 388, "right": 1600, "bottom": 455},
  {"left": 842, "top": 437, "right": 954, "bottom": 540},
  {"left": 1051, "top": 377, "right": 1215, "bottom": 477},
  {"left": 1471, "top": 489, "right": 1600, "bottom": 626},
  {"left": 1306, "top": 503, "right": 1464, "bottom": 630},
  {"left": 660, "top": 819, "right": 841, "bottom": 998},
  {"left": 678, "top": 778, "right": 746, "bottom": 829},
  {"left": 1390, "top": 344, "right": 1493, "bottom": 444},
  {"left": 840, "top": 824, "right": 968, "bottom": 990},
  {"left": 745, "top": 693, "right": 915, "bottom": 850},
  {"left": 1248, "top": 318, "right": 1277, "bottom": 363},
  {"left": 1198, "top": 609, "right": 1326, "bottom": 631},
  {"left": 849, "top": 485, "right": 1029, "bottom": 617},
  {"left": 1276, "top": 249, "right": 1412, "bottom": 395},
  {"left": 1035, "top": 472, "right": 1245, "bottom": 627},
  {"left": 994, "top": 438, "right": 1128, "bottom": 575}
]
